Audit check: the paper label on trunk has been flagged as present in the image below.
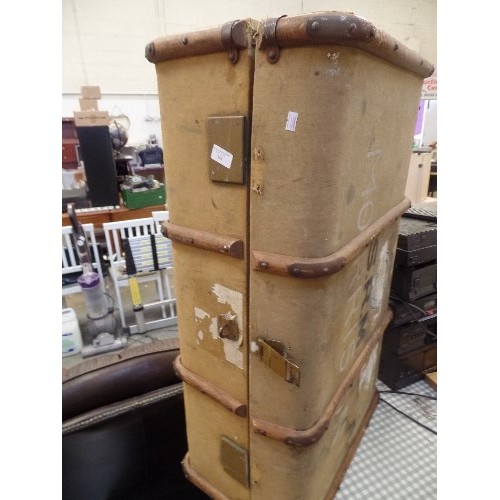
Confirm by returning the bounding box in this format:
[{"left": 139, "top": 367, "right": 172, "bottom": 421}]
[
  {"left": 285, "top": 111, "right": 299, "bottom": 131},
  {"left": 211, "top": 144, "right": 233, "bottom": 169}
]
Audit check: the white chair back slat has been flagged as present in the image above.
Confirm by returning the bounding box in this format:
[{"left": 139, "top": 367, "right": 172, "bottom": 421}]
[
  {"left": 88, "top": 226, "right": 103, "bottom": 277},
  {"left": 62, "top": 237, "right": 71, "bottom": 269},
  {"left": 119, "top": 227, "right": 128, "bottom": 241},
  {"left": 112, "top": 230, "right": 123, "bottom": 262},
  {"left": 152, "top": 211, "right": 169, "bottom": 234},
  {"left": 62, "top": 231, "right": 77, "bottom": 268}
]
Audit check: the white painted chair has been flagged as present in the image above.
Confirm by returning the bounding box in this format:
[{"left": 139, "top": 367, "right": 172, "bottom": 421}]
[
  {"left": 62, "top": 223, "right": 104, "bottom": 301},
  {"left": 151, "top": 210, "right": 176, "bottom": 322},
  {"left": 152, "top": 210, "right": 169, "bottom": 234},
  {"left": 102, "top": 217, "right": 176, "bottom": 333}
]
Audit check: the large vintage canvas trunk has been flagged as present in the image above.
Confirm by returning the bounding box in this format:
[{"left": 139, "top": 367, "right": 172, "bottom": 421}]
[{"left": 146, "top": 12, "right": 433, "bottom": 499}]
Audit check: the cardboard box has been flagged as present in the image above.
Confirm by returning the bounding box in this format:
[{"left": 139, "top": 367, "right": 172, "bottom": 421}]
[
  {"left": 79, "top": 98, "right": 99, "bottom": 111},
  {"left": 405, "top": 152, "right": 432, "bottom": 203},
  {"left": 425, "top": 371, "right": 437, "bottom": 391},
  {"left": 73, "top": 110, "right": 109, "bottom": 127},
  {"left": 81, "top": 86, "right": 102, "bottom": 99}
]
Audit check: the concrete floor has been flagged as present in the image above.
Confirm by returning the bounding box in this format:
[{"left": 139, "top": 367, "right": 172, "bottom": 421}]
[{"left": 62, "top": 271, "right": 178, "bottom": 369}]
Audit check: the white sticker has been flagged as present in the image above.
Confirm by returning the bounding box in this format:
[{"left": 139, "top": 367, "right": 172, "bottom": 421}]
[
  {"left": 211, "top": 144, "right": 233, "bottom": 169},
  {"left": 285, "top": 111, "right": 298, "bottom": 132}
]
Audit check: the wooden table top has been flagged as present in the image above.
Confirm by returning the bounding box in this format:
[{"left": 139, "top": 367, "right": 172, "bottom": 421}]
[{"left": 62, "top": 204, "right": 166, "bottom": 228}]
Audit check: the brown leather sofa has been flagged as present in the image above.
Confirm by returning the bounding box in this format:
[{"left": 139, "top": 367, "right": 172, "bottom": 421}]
[{"left": 62, "top": 338, "right": 208, "bottom": 500}]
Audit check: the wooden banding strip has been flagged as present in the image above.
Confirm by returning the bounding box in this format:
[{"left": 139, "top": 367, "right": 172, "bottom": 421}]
[
  {"left": 163, "top": 221, "right": 244, "bottom": 259},
  {"left": 181, "top": 452, "right": 231, "bottom": 500},
  {"left": 251, "top": 309, "right": 392, "bottom": 446},
  {"left": 252, "top": 198, "right": 411, "bottom": 278},
  {"left": 258, "top": 13, "right": 434, "bottom": 78},
  {"left": 173, "top": 355, "right": 247, "bottom": 417},
  {"left": 145, "top": 20, "right": 251, "bottom": 63}
]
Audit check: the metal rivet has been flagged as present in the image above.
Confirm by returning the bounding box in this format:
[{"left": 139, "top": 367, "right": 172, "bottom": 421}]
[
  {"left": 348, "top": 23, "right": 356, "bottom": 33},
  {"left": 323, "top": 267, "right": 329, "bottom": 274},
  {"left": 259, "top": 262, "right": 268, "bottom": 269},
  {"left": 222, "top": 245, "right": 229, "bottom": 253},
  {"left": 311, "top": 21, "right": 320, "bottom": 31},
  {"left": 182, "top": 36, "right": 188, "bottom": 45},
  {"left": 268, "top": 50, "right": 276, "bottom": 60},
  {"left": 146, "top": 43, "right": 155, "bottom": 58},
  {"left": 292, "top": 268, "right": 301, "bottom": 275}
]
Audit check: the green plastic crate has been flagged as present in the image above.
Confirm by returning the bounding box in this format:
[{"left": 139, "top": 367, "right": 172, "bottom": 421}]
[{"left": 121, "top": 184, "right": 166, "bottom": 209}]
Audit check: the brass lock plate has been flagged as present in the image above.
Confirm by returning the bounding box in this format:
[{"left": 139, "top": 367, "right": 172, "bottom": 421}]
[
  {"left": 207, "top": 115, "right": 248, "bottom": 184},
  {"left": 220, "top": 436, "right": 250, "bottom": 487},
  {"left": 258, "top": 338, "right": 301, "bottom": 387}
]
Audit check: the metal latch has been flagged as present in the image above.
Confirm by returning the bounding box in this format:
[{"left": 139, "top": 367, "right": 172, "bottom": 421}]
[
  {"left": 259, "top": 15, "right": 287, "bottom": 64},
  {"left": 220, "top": 436, "right": 250, "bottom": 488},
  {"left": 218, "top": 313, "right": 240, "bottom": 341},
  {"left": 257, "top": 338, "right": 301, "bottom": 387}
]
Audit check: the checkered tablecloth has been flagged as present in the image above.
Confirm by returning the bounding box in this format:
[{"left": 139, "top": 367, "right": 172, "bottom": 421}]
[{"left": 335, "top": 379, "right": 437, "bottom": 499}]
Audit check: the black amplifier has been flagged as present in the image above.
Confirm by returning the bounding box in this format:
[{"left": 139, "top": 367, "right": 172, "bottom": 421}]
[
  {"left": 378, "top": 343, "right": 437, "bottom": 390},
  {"left": 395, "top": 218, "right": 437, "bottom": 267},
  {"left": 390, "top": 293, "right": 437, "bottom": 327},
  {"left": 382, "top": 314, "right": 437, "bottom": 356},
  {"left": 404, "top": 200, "right": 437, "bottom": 222},
  {"left": 391, "top": 262, "right": 437, "bottom": 301}
]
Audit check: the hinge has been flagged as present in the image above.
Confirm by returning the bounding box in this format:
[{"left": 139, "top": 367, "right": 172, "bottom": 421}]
[
  {"left": 258, "top": 338, "right": 300, "bottom": 387},
  {"left": 221, "top": 20, "right": 249, "bottom": 64},
  {"left": 259, "top": 15, "right": 287, "bottom": 64}
]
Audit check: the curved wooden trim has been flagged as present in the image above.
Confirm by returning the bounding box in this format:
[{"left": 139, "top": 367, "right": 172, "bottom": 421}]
[
  {"left": 252, "top": 198, "right": 410, "bottom": 278},
  {"left": 145, "top": 19, "right": 253, "bottom": 63},
  {"left": 174, "top": 355, "right": 247, "bottom": 417},
  {"left": 258, "top": 13, "right": 434, "bottom": 78},
  {"left": 251, "top": 309, "right": 392, "bottom": 447},
  {"left": 181, "top": 452, "right": 231, "bottom": 500},
  {"left": 163, "top": 221, "right": 244, "bottom": 259},
  {"left": 324, "top": 390, "right": 380, "bottom": 499}
]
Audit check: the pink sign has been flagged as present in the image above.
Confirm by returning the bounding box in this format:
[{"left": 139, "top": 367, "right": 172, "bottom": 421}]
[{"left": 421, "top": 76, "right": 437, "bottom": 99}]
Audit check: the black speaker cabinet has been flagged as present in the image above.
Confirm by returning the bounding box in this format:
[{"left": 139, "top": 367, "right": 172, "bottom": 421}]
[{"left": 76, "top": 125, "right": 119, "bottom": 207}]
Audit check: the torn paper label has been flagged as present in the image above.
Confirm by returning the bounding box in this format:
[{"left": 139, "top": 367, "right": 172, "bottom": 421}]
[
  {"left": 194, "top": 307, "right": 210, "bottom": 320},
  {"left": 359, "top": 346, "right": 379, "bottom": 391},
  {"left": 371, "top": 240, "right": 391, "bottom": 309},
  {"left": 285, "top": 111, "right": 298, "bottom": 132},
  {"left": 211, "top": 144, "right": 233, "bottom": 169},
  {"left": 211, "top": 284, "right": 243, "bottom": 335}
]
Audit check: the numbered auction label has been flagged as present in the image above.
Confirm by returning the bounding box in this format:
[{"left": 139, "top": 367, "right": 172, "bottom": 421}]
[
  {"left": 211, "top": 144, "right": 233, "bottom": 169},
  {"left": 285, "top": 111, "right": 299, "bottom": 132}
]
